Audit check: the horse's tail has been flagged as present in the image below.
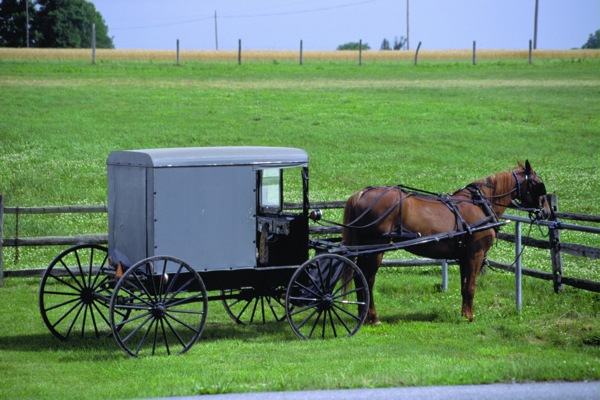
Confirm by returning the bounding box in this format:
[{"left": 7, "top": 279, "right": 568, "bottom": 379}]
[{"left": 342, "top": 191, "right": 361, "bottom": 246}]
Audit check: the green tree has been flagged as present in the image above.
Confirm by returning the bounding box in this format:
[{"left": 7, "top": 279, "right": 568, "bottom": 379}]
[
  {"left": 380, "top": 38, "right": 390, "bottom": 50},
  {"left": 581, "top": 29, "right": 599, "bottom": 49},
  {"left": 337, "top": 41, "right": 370, "bottom": 50},
  {"left": 32, "top": 0, "right": 113, "bottom": 48},
  {"left": 379, "top": 36, "right": 407, "bottom": 51},
  {"left": 393, "top": 36, "right": 407, "bottom": 50},
  {"left": 0, "top": 0, "right": 38, "bottom": 47}
]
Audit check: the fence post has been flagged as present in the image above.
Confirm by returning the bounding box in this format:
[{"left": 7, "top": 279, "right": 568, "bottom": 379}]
[
  {"left": 238, "top": 39, "right": 242, "bottom": 65},
  {"left": 528, "top": 39, "right": 533, "bottom": 65},
  {"left": 0, "top": 194, "right": 3, "bottom": 287},
  {"left": 299, "top": 40, "right": 303, "bottom": 66},
  {"left": 441, "top": 259, "right": 448, "bottom": 291},
  {"left": 414, "top": 41, "right": 422, "bottom": 65},
  {"left": 549, "top": 193, "right": 564, "bottom": 293},
  {"left": 359, "top": 39, "right": 363, "bottom": 66},
  {"left": 176, "top": 39, "right": 180, "bottom": 66},
  {"left": 472, "top": 40, "right": 476, "bottom": 65},
  {"left": 515, "top": 221, "right": 522, "bottom": 312},
  {"left": 91, "top": 23, "right": 96, "bottom": 65}
]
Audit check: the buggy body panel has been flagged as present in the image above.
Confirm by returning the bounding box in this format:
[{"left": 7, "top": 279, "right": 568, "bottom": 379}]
[{"left": 107, "top": 146, "right": 309, "bottom": 273}]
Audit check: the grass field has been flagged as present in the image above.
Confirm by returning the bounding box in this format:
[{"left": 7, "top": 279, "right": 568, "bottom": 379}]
[{"left": 0, "top": 53, "right": 598, "bottom": 398}]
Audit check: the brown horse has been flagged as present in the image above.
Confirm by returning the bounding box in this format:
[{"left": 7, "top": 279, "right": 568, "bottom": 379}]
[{"left": 342, "top": 160, "right": 549, "bottom": 324}]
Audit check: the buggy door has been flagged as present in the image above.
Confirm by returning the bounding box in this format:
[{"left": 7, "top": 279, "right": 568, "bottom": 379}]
[{"left": 256, "top": 166, "right": 308, "bottom": 267}]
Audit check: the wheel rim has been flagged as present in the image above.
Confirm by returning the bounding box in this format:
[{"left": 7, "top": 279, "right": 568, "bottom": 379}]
[
  {"left": 39, "top": 244, "right": 123, "bottom": 340},
  {"left": 222, "top": 287, "right": 287, "bottom": 325},
  {"left": 285, "top": 254, "right": 369, "bottom": 340},
  {"left": 109, "top": 256, "right": 208, "bottom": 357}
]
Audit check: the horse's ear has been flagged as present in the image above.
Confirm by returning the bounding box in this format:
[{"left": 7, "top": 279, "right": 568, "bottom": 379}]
[
  {"left": 517, "top": 160, "right": 525, "bottom": 169},
  {"left": 525, "top": 160, "right": 532, "bottom": 175}
]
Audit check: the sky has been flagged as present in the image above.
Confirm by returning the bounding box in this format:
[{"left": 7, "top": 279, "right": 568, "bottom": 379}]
[{"left": 89, "top": 0, "right": 600, "bottom": 51}]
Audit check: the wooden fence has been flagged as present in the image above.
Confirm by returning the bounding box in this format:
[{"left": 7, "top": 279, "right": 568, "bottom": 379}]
[{"left": 1, "top": 194, "right": 599, "bottom": 299}]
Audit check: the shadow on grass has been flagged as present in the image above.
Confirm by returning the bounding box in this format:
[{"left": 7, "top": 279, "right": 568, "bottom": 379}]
[
  {"left": 0, "top": 332, "right": 123, "bottom": 357},
  {"left": 380, "top": 311, "right": 441, "bottom": 324},
  {"left": 1, "top": 320, "right": 297, "bottom": 359}
]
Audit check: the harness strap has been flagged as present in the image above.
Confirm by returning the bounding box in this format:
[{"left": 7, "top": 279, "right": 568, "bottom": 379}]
[
  {"left": 344, "top": 186, "right": 398, "bottom": 228},
  {"left": 439, "top": 194, "right": 472, "bottom": 235},
  {"left": 466, "top": 183, "right": 500, "bottom": 224}
]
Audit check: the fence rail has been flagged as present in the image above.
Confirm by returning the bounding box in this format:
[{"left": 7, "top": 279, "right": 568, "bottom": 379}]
[{"left": 1, "top": 195, "right": 598, "bottom": 300}]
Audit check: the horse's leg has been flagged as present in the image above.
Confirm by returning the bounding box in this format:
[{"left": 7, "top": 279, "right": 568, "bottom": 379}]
[
  {"left": 356, "top": 252, "right": 383, "bottom": 325},
  {"left": 458, "top": 252, "right": 485, "bottom": 322}
]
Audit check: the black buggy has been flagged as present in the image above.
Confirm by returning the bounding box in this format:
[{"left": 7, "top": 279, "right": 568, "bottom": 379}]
[{"left": 38, "top": 147, "right": 370, "bottom": 356}]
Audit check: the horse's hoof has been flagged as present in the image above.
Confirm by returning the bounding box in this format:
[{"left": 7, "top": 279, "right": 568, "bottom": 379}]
[{"left": 365, "top": 320, "right": 381, "bottom": 326}]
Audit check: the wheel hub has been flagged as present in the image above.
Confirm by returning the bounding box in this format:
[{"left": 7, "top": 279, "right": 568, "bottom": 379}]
[
  {"left": 152, "top": 304, "right": 167, "bottom": 319},
  {"left": 80, "top": 287, "right": 96, "bottom": 305},
  {"left": 321, "top": 294, "right": 334, "bottom": 310}
]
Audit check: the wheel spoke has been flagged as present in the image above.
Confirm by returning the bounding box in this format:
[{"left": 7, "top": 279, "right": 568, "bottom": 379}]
[
  {"left": 232, "top": 298, "right": 252, "bottom": 322},
  {"left": 90, "top": 300, "right": 111, "bottom": 335},
  {"left": 47, "top": 273, "right": 83, "bottom": 294},
  {"left": 222, "top": 287, "right": 286, "bottom": 325},
  {"left": 308, "top": 309, "right": 324, "bottom": 339},
  {"left": 133, "top": 317, "right": 156, "bottom": 357},
  {"left": 51, "top": 300, "right": 83, "bottom": 330},
  {"left": 43, "top": 294, "right": 80, "bottom": 312},
  {"left": 114, "top": 310, "right": 152, "bottom": 330},
  {"left": 159, "top": 319, "right": 169, "bottom": 356},
  {"left": 64, "top": 301, "right": 85, "bottom": 338},
  {"left": 330, "top": 306, "right": 353, "bottom": 335}
]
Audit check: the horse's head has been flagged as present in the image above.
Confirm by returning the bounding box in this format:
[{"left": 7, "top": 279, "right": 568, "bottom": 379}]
[{"left": 512, "top": 160, "right": 552, "bottom": 219}]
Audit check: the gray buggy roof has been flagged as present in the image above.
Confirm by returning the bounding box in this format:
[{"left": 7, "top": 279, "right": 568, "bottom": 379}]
[{"left": 107, "top": 146, "right": 309, "bottom": 168}]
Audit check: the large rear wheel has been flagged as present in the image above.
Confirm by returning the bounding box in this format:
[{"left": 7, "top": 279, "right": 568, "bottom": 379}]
[
  {"left": 39, "top": 244, "right": 124, "bottom": 340},
  {"left": 285, "top": 254, "right": 369, "bottom": 339},
  {"left": 109, "top": 255, "right": 208, "bottom": 357}
]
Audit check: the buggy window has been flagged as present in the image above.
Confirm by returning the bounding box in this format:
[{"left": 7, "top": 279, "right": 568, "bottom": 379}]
[{"left": 259, "top": 169, "right": 282, "bottom": 212}]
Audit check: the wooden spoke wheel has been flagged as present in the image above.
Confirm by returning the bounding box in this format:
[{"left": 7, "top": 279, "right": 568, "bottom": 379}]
[
  {"left": 39, "top": 244, "right": 125, "bottom": 341},
  {"left": 285, "top": 254, "right": 369, "bottom": 340},
  {"left": 109, "top": 256, "right": 208, "bottom": 357},
  {"left": 221, "top": 286, "right": 287, "bottom": 325}
]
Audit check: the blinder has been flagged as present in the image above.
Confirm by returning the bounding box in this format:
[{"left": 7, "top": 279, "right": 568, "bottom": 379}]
[{"left": 530, "top": 180, "right": 546, "bottom": 197}]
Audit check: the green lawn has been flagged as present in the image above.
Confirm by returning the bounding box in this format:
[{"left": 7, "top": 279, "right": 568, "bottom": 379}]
[{"left": 0, "top": 58, "right": 598, "bottom": 399}]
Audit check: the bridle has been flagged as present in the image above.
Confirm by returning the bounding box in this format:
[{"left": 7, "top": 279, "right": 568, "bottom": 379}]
[{"left": 510, "top": 170, "right": 547, "bottom": 210}]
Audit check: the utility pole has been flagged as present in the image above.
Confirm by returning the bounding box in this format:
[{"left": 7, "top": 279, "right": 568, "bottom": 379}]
[
  {"left": 214, "top": 10, "right": 219, "bottom": 50},
  {"left": 406, "top": 0, "right": 410, "bottom": 50},
  {"left": 533, "top": 0, "right": 539, "bottom": 49},
  {"left": 25, "top": 0, "right": 30, "bottom": 48}
]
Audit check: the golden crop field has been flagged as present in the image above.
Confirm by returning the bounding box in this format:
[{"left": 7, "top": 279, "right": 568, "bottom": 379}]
[{"left": 0, "top": 47, "right": 598, "bottom": 63}]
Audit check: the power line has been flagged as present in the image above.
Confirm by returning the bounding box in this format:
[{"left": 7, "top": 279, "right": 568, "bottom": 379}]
[{"left": 111, "top": 0, "right": 384, "bottom": 31}]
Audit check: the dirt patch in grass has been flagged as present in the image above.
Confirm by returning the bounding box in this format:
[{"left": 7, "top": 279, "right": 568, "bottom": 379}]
[{"left": 1, "top": 76, "right": 598, "bottom": 90}]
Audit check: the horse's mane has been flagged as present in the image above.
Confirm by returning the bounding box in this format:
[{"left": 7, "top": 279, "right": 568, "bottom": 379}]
[
  {"left": 484, "top": 169, "right": 517, "bottom": 197},
  {"left": 470, "top": 167, "right": 523, "bottom": 216}
]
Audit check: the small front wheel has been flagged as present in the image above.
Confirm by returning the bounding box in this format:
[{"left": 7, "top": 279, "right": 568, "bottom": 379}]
[
  {"left": 285, "top": 254, "right": 369, "bottom": 340},
  {"left": 109, "top": 256, "right": 208, "bottom": 357}
]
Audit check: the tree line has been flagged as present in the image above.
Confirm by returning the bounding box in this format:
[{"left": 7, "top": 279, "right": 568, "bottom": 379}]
[
  {"left": 0, "top": 0, "right": 113, "bottom": 48},
  {"left": 337, "top": 36, "right": 407, "bottom": 51},
  {"left": 338, "top": 31, "right": 599, "bottom": 51}
]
